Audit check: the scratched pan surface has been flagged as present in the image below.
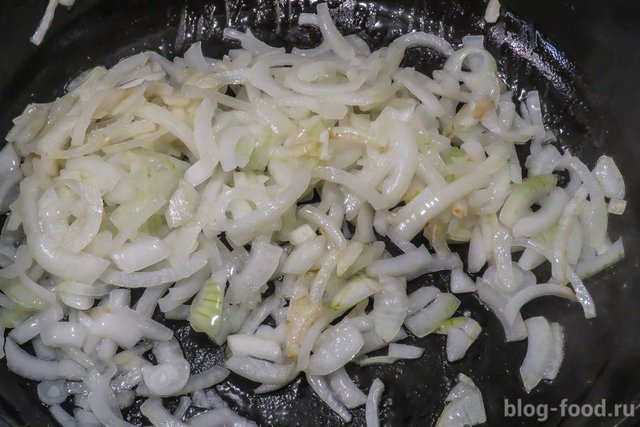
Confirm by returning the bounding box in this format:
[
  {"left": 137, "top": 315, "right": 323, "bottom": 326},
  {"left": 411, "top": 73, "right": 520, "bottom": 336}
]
[{"left": 1, "top": 0, "right": 640, "bottom": 426}]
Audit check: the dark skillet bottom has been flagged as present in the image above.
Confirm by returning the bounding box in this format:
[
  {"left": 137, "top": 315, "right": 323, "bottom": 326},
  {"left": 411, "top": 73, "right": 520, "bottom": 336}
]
[{"left": 0, "top": 0, "right": 639, "bottom": 426}]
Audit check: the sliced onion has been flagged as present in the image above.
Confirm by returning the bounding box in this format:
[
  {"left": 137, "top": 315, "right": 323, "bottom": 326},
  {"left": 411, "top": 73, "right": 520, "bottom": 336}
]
[
  {"left": 41, "top": 322, "right": 88, "bottom": 348},
  {"left": 180, "top": 366, "right": 230, "bottom": 394},
  {"left": 551, "top": 187, "right": 587, "bottom": 285},
  {"left": 499, "top": 174, "right": 557, "bottom": 228},
  {"left": 307, "top": 320, "right": 364, "bottom": 376},
  {"left": 372, "top": 276, "right": 409, "bottom": 341},
  {"left": 449, "top": 268, "right": 476, "bottom": 294},
  {"left": 227, "top": 334, "right": 284, "bottom": 363},
  {"left": 476, "top": 278, "right": 527, "bottom": 342},
  {"left": 388, "top": 343, "right": 424, "bottom": 359},
  {"left": 90, "top": 307, "right": 172, "bottom": 348},
  {"left": 73, "top": 408, "right": 101, "bottom": 427},
  {"left": 359, "top": 329, "right": 407, "bottom": 356},
  {"left": 365, "top": 378, "right": 385, "bottom": 427},
  {"left": 390, "top": 172, "right": 490, "bottom": 241},
  {"left": 173, "top": 396, "right": 191, "bottom": 419},
  {"left": 296, "top": 311, "right": 339, "bottom": 371},
  {"left": 404, "top": 293, "right": 460, "bottom": 338},
  {"left": 30, "top": 0, "right": 61, "bottom": 45},
  {"left": 306, "top": 374, "right": 352, "bottom": 422},
  {"left": 111, "top": 236, "right": 170, "bottom": 273},
  {"left": 328, "top": 367, "right": 367, "bottom": 409},
  {"left": 5, "top": 337, "right": 85, "bottom": 380},
  {"left": 559, "top": 157, "right": 608, "bottom": 254},
  {"left": 100, "top": 250, "right": 208, "bottom": 288},
  {"left": 484, "top": 0, "right": 501, "bottom": 23},
  {"left": 49, "top": 404, "right": 78, "bottom": 427},
  {"left": 366, "top": 245, "right": 432, "bottom": 279},
  {"left": 309, "top": 249, "right": 341, "bottom": 305},
  {"left": 288, "top": 224, "right": 317, "bottom": 246},
  {"left": 37, "top": 379, "right": 69, "bottom": 405},
  {"left": 519, "top": 316, "right": 564, "bottom": 393},
  {"left": 227, "top": 241, "right": 283, "bottom": 304},
  {"left": 330, "top": 276, "right": 382, "bottom": 312},
  {"left": 282, "top": 235, "right": 326, "bottom": 275},
  {"left": 141, "top": 397, "right": 187, "bottom": 427},
  {"left": 239, "top": 294, "right": 284, "bottom": 335},
  {"left": 467, "top": 225, "right": 487, "bottom": 273},
  {"left": 575, "top": 238, "right": 624, "bottom": 279},
  {"left": 142, "top": 340, "right": 191, "bottom": 397},
  {"left": 299, "top": 205, "right": 347, "bottom": 250},
  {"left": 315, "top": 3, "right": 355, "bottom": 61},
  {"left": 158, "top": 267, "right": 209, "bottom": 313},
  {"left": 336, "top": 241, "right": 364, "bottom": 277},
  {"left": 0, "top": 245, "right": 32, "bottom": 279},
  {"left": 85, "top": 368, "right": 135, "bottom": 427},
  {"left": 592, "top": 155, "right": 625, "bottom": 199},
  {"left": 436, "top": 317, "right": 482, "bottom": 362},
  {"left": 226, "top": 355, "right": 295, "bottom": 384},
  {"left": 9, "top": 305, "right": 63, "bottom": 344},
  {"left": 608, "top": 198, "right": 626, "bottom": 215},
  {"left": 513, "top": 188, "right": 568, "bottom": 237},
  {"left": 436, "top": 373, "right": 486, "bottom": 427},
  {"left": 407, "top": 286, "right": 440, "bottom": 315},
  {"left": 503, "top": 284, "right": 576, "bottom": 326},
  {"left": 566, "top": 267, "right": 596, "bottom": 319},
  {"left": 284, "top": 296, "right": 325, "bottom": 360},
  {"left": 518, "top": 247, "right": 546, "bottom": 271}
]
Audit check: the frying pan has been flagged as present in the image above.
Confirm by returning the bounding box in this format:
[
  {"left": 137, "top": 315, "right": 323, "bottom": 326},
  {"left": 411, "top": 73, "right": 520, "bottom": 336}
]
[{"left": 0, "top": 0, "right": 639, "bottom": 425}]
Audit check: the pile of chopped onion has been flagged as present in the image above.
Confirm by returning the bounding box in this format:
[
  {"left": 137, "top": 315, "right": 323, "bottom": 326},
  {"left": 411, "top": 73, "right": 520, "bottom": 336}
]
[{"left": 1, "top": 2, "right": 626, "bottom": 426}]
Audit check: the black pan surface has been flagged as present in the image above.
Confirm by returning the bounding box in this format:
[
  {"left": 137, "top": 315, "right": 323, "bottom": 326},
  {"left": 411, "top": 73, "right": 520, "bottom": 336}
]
[{"left": 0, "top": 1, "right": 639, "bottom": 426}]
